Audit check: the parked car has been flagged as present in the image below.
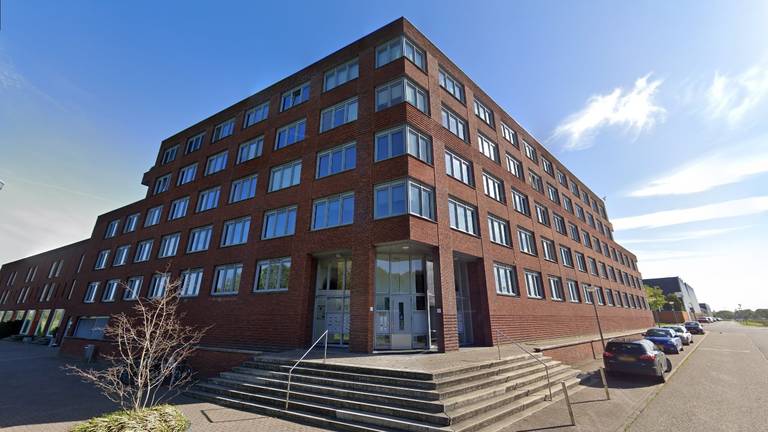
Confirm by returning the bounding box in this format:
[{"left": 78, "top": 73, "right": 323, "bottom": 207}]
[
  {"left": 603, "top": 338, "right": 668, "bottom": 383},
  {"left": 662, "top": 325, "right": 693, "bottom": 345},
  {"left": 644, "top": 328, "right": 683, "bottom": 354},
  {"left": 684, "top": 321, "right": 705, "bottom": 334}
]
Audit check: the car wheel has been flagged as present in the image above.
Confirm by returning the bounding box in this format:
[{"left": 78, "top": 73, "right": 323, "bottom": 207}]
[{"left": 657, "top": 372, "right": 666, "bottom": 383}]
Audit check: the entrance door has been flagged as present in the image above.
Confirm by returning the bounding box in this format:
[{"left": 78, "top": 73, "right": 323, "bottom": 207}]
[
  {"left": 454, "top": 261, "right": 474, "bottom": 346},
  {"left": 313, "top": 257, "right": 351, "bottom": 346},
  {"left": 390, "top": 294, "right": 413, "bottom": 349}
]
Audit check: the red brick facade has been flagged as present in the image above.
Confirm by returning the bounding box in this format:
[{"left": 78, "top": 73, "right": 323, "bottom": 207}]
[{"left": 0, "top": 18, "right": 653, "bottom": 368}]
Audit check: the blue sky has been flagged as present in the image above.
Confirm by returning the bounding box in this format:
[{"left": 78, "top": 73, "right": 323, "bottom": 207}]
[{"left": 1, "top": 1, "right": 766, "bottom": 311}]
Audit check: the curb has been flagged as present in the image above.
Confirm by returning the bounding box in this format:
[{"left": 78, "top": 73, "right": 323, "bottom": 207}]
[{"left": 619, "top": 331, "right": 709, "bottom": 431}]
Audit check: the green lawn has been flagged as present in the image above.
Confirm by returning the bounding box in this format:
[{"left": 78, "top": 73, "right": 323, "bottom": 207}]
[{"left": 741, "top": 320, "right": 768, "bottom": 327}]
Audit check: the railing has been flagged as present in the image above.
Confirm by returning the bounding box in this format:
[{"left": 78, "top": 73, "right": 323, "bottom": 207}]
[
  {"left": 496, "top": 329, "right": 553, "bottom": 401},
  {"left": 284, "top": 330, "right": 329, "bottom": 410}
]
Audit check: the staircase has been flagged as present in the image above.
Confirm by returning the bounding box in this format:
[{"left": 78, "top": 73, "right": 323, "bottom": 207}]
[{"left": 186, "top": 351, "right": 585, "bottom": 432}]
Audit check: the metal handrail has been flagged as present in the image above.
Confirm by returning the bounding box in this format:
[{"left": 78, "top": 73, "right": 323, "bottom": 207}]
[
  {"left": 496, "top": 329, "right": 553, "bottom": 401},
  {"left": 285, "top": 330, "right": 329, "bottom": 410}
]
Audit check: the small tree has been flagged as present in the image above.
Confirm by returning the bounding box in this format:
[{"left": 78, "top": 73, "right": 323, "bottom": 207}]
[
  {"left": 65, "top": 275, "right": 209, "bottom": 411},
  {"left": 714, "top": 310, "right": 734, "bottom": 320},
  {"left": 644, "top": 285, "right": 665, "bottom": 311}
]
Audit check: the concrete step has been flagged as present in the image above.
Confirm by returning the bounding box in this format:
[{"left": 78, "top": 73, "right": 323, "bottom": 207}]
[
  {"left": 211, "top": 375, "right": 443, "bottom": 413},
  {"left": 197, "top": 380, "right": 450, "bottom": 426},
  {"left": 451, "top": 376, "right": 582, "bottom": 432},
  {"left": 437, "top": 359, "right": 562, "bottom": 398},
  {"left": 433, "top": 357, "right": 559, "bottom": 391},
  {"left": 253, "top": 357, "right": 435, "bottom": 380},
  {"left": 224, "top": 369, "right": 441, "bottom": 401}
]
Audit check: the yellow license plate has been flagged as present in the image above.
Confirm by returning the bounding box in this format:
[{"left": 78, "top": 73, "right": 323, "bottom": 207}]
[{"left": 618, "top": 355, "right": 635, "bottom": 362}]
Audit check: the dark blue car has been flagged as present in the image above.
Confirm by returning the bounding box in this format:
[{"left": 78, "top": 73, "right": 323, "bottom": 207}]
[{"left": 644, "top": 328, "right": 683, "bottom": 354}]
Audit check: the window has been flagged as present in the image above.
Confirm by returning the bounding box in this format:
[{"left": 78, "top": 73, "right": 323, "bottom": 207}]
[
  {"left": 113, "top": 245, "right": 130, "bottom": 267},
  {"left": 317, "top": 142, "right": 356, "bottom": 178},
  {"left": 320, "top": 97, "right": 358, "bottom": 132},
  {"left": 511, "top": 189, "right": 530, "bottom": 215},
  {"left": 376, "top": 78, "right": 428, "bottom": 113},
  {"left": 237, "top": 136, "right": 263, "bottom": 164},
  {"left": 187, "top": 225, "right": 212, "bottom": 253},
  {"left": 212, "top": 264, "right": 242, "bottom": 295},
  {"left": 529, "top": 170, "right": 543, "bottom": 192},
  {"left": 144, "top": 205, "right": 162, "bottom": 227},
  {"left": 482, "top": 172, "right": 504, "bottom": 202},
  {"left": 588, "top": 257, "right": 598, "bottom": 275},
  {"left": 84, "top": 282, "right": 99, "bottom": 303},
  {"left": 158, "top": 233, "right": 180, "bottom": 258},
  {"left": 177, "top": 163, "right": 197, "bottom": 185},
  {"left": 567, "top": 280, "right": 580, "bottom": 302},
  {"left": 542, "top": 157, "right": 554, "bottom": 176},
  {"left": 563, "top": 195, "right": 573, "bottom": 213},
  {"left": 448, "top": 198, "right": 478, "bottom": 235},
  {"left": 587, "top": 213, "right": 595, "bottom": 228},
  {"left": 39, "top": 283, "right": 54, "bottom": 301},
  {"left": 549, "top": 277, "right": 564, "bottom": 301},
  {"left": 375, "top": 125, "right": 432, "bottom": 164},
  {"left": 557, "top": 170, "right": 568, "bottom": 187},
  {"left": 25, "top": 266, "right": 37, "bottom": 282},
  {"left": 229, "top": 174, "right": 258, "bottom": 203},
  {"left": 168, "top": 196, "right": 189, "bottom": 220},
  {"left": 575, "top": 252, "right": 586, "bottom": 272},
  {"left": 501, "top": 123, "right": 517, "bottom": 145},
  {"left": 560, "top": 246, "right": 574, "bottom": 267},
  {"left": 546, "top": 184, "right": 560, "bottom": 205},
  {"left": 124, "top": 276, "right": 142, "bottom": 300},
  {"left": 570, "top": 181, "right": 580, "bottom": 196},
  {"left": 440, "top": 107, "right": 467, "bottom": 141},
  {"left": 48, "top": 260, "right": 64, "bottom": 278},
  {"left": 134, "top": 240, "right": 153, "bottom": 263},
  {"left": 205, "top": 151, "right": 228, "bottom": 175},
  {"left": 541, "top": 238, "right": 557, "bottom": 262},
  {"left": 599, "top": 262, "right": 608, "bottom": 278},
  {"left": 180, "top": 268, "right": 203, "bottom": 297},
  {"left": 524, "top": 271, "right": 544, "bottom": 299},
  {"left": 376, "top": 36, "right": 425, "bottom": 70},
  {"left": 243, "top": 102, "right": 269, "bottom": 128},
  {"left": 221, "top": 217, "right": 250, "bottom": 246},
  {"left": 275, "top": 119, "right": 306, "bottom": 149},
  {"left": 478, "top": 134, "right": 499, "bottom": 162},
  {"left": 494, "top": 263, "right": 518, "bottom": 296},
  {"left": 583, "top": 231, "right": 592, "bottom": 248},
  {"left": 154, "top": 174, "right": 171, "bottom": 194},
  {"left": 535, "top": 203, "right": 550, "bottom": 226},
  {"left": 73, "top": 317, "right": 109, "bottom": 340},
  {"left": 524, "top": 141, "right": 538, "bottom": 162},
  {"left": 506, "top": 154, "right": 523, "bottom": 179},
  {"left": 268, "top": 160, "right": 302, "bottom": 192},
  {"left": 438, "top": 68, "right": 464, "bottom": 101},
  {"left": 374, "top": 179, "right": 434, "bottom": 220},
  {"left": 605, "top": 288, "right": 614, "bottom": 306},
  {"left": 161, "top": 145, "right": 178, "bottom": 164},
  {"left": 105, "top": 220, "right": 119, "bottom": 238},
  {"left": 211, "top": 118, "right": 235, "bottom": 142},
  {"left": 488, "top": 215, "right": 511, "bottom": 247},
  {"left": 94, "top": 250, "right": 110, "bottom": 270},
  {"left": 262, "top": 206, "right": 298, "bottom": 239},
  {"left": 254, "top": 258, "right": 291, "bottom": 292},
  {"left": 185, "top": 133, "right": 204, "bottom": 154},
  {"left": 595, "top": 286, "right": 605, "bottom": 305},
  {"left": 124, "top": 213, "right": 139, "bottom": 233},
  {"left": 575, "top": 204, "right": 585, "bottom": 220},
  {"left": 445, "top": 151, "right": 473, "bottom": 185},
  {"left": 6, "top": 271, "right": 17, "bottom": 286},
  {"left": 281, "top": 82, "right": 310, "bottom": 111},
  {"left": 102, "top": 280, "right": 119, "bottom": 302},
  {"left": 583, "top": 284, "right": 594, "bottom": 304},
  {"left": 518, "top": 228, "right": 537, "bottom": 255},
  {"left": 324, "top": 58, "right": 359, "bottom": 91},
  {"left": 196, "top": 187, "right": 220, "bottom": 212},
  {"left": 473, "top": 99, "right": 494, "bottom": 127},
  {"left": 148, "top": 273, "right": 170, "bottom": 299},
  {"left": 553, "top": 214, "right": 566, "bottom": 234},
  {"left": 569, "top": 223, "right": 580, "bottom": 241},
  {"left": 312, "top": 192, "right": 354, "bottom": 230}
]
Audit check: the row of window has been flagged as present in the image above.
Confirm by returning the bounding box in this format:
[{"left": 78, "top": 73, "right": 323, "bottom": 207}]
[{"left": 85, "top": 256, "right": 291, "bottom": 303}]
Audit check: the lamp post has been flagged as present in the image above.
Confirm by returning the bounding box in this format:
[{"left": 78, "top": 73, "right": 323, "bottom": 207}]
[{"left": 587, "top": 286, "right": 606, "bottom": 350}]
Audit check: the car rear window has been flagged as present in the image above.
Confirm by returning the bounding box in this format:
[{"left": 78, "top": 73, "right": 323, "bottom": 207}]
[
  {"left": 606, "top": 343, "right": 647, "bottom": 355},
  {"left": 646, "top": 329, "right": 669, "bottom": 337}
]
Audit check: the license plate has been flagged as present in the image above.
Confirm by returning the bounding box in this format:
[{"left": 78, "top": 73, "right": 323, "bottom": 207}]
[{"left": 618, "top": 355, "right": 635, "bottom": 362}]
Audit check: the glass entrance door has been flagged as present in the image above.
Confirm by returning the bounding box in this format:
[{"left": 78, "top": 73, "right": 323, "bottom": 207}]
[
  {"left": 390, "top": 294, "right": 413, "bottom": 349},
  {"left": 454, "top": 261, "right": 473, "bottom": 346},
  {"left": 313, "top": 257, "right": 351, "bottom": 346}
]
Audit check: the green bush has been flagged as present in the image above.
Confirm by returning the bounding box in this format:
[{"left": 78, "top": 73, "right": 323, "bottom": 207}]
[{"left": 71, "top": 405, "right": 189, "bottom": 432}]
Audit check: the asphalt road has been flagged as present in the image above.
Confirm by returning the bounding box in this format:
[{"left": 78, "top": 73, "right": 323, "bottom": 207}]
[{"left": 628, "top": 321, "right": 768, "bottom": 432}]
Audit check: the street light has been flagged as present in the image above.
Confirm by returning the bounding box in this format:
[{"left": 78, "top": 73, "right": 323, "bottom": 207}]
[{"left": 586, "top": 286, "right": 606, "bottom": 350}]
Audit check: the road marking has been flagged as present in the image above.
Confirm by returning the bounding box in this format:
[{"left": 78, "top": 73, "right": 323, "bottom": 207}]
[{"left": 698, "top": 347, "right": 751, "bottom": 353}]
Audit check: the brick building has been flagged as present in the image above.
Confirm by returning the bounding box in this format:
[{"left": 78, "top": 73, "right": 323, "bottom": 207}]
[{"left": 0, "top": 18, "right": 652, "bottom": 367}]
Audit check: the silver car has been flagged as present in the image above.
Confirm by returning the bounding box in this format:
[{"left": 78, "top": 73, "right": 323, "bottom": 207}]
[{"left": 663, "top": 325, "right": 693, "bottom": 345}]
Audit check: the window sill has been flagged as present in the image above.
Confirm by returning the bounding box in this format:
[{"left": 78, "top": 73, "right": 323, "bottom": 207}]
[
  {"left": 496, "top": 292, "right": 519, "bottom": 298},
  {"left": 253, "top": 289, "right": 288, "bottom": 295},
  {"left": 210, "top": 292, "right": 239, "bottom": 297}
]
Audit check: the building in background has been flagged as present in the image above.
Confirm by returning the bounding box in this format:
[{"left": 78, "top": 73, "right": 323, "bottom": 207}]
[
  {"left": 644, "top": 276, "right": 701, "bottom": 319},
  {"left": 0, "top": 18, "right": 652, "bottom": 370},
  {"left": 699, "top": 303, "right": 712, "bottom": 316}
]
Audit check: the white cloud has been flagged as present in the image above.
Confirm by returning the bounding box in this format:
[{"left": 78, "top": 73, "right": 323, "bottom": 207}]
[
  {"left": 619, "top": 226, "right": 748, "bottom": 244},
  {"left": 612, "top": 196, "right": 768, "bottom": 230},
  {"left": 554, "top": 73, "right": 666, "bottom": 150},
  {"left": 707, "top": 64, "right": 768, "bottom": 125},
  {"left": 629, "top": 144, "right": 768, "bottom": 197}
]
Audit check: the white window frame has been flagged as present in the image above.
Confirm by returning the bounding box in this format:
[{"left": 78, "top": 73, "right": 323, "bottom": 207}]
[
  {"left": 478, "top": 134, "right": 499, "bottom": 163},
  {"left": 320, "top": 97, "right": 358, "bottom": 133},
  {"left": 168, "top": 196, "right": 189, "bottom": 220},
  {"left": 161, "top": 145, "right": 178, "bottom": 164},
  {"left": 124, "top": 213, "right": 139, "bottom": 233},
  {"left": 134, "top": 240, "right": 153, "bottom": 263},
  {"left": 148, "top": 273, "right": 170, "bottom": 299},
  {"left": 524, "top": 270, "right": 544, "bottom": 299},
  {"left": 501, "top": 123, "right": 517, "bottom": 145},
  {"left": 113, "top": 245, "right": 130, "bottom": 267},
  {"left": 312, "top": 192, "right": 355, "bottom": 230},
  {"left": 211, "top": 118, "right": 235, "bottom": 142},
  {"left": 84, "top": 282, "right": 99, "bottom": 303},
  {"left": 254, "top": 257, "right": 291, "bottom": 292},
  {"left": 262, "top": 206, "right": 298, "bottom": 239},
  {"left": 187, "top": 225, "right": 213, "bottom": 253},
  {"left": 488, "top": 215, "right": 511, "bottom": 247},
  {"left": 518, "top": 228, "right": 537, "bottom": 255},
  {"left": 447, "top": 198, "right": 478, "bottom": 235},
  {"left": 180, "top": 268, "right": 203, "bottom": 297},
  {"left": 102, "top": 279, "right": 119, "bottom": 302},
  {"left": 494, "top": 263, "right": 518, "bottom": 296},
  {"left": 105, "top": 220, "right": 120, "bottom": 238},
  {"left": 376, "top": 78, "right": 428, "bottom": 113},
  {"left": 482, "top": 172, "right": 504, "bottom": 202},
  {"left": 145, "top": 205, "right": 163, "bottom": 227},
  {"left": 549, "top": 276, "right": 564, "bottom": 301},
  {"left": 196, "top": 187, "right": 220, "bottom": 212},
  {"left": 275, "top": 118, "right": 307, "bottom": 150},
  {"left": 153, "top": 174, "right": 171, "bottom": 195},
  {"left": 205, "top": 151, "right": 228, "bottom": 175},
  {"left": 124, "top": 276, "right": 142, "bottom": 300},
  {"left": 280, "top": 82, "right": 310, "bottom": 111},
  {"left": 375, "top": 36, "right": 425, "bottom": 70},
  {"left": 324, "top": 58, "right": 359, "bottom": 92},
  {"left": 185, "top": 132, "right": 204, "bottom": 154},
  {"left": 441, "top": 107, "right": 467, "bottom": 141},
  {"left": 243, "top": 102, "right": 269, "bottom": 128},
  {"left": 316, "top": 141, "right": 356, "bottom": 178},
  {"left": 473, "top": 99, "right": 494, "bottom": 127},
  {"left": 236, "top": 136, "right": 264, "bottom": 164},
  {"left": 375, "top": 125, "right": 432, "bottom": 164},
  {"left": 158, "top": 233, "right": 181, "bottom": 258},
  {"left": 438, "top": 68, "right": 464, "bottom": 102},
  {"left": 445, "top": 150, "right": 473, "bottom": 186},
  {"left": 221, "top": 217, "right": 251, "bottom": 247},
  {"left": 177, "top": 163, "right": 197, "bottom": 185},
  {"left": 541, "top": 238, "right": 557, "bottom": 262},
  {"left": 94, "top": 250, "right": 110, "bottom": 270},
  {"left": 229, "top": 174, "right": 258, "bottom": 203},
  {"left": 268, "top": 159, "right": 302, "bottom": 192},
  {"left": 212, "top": 264, "right": 242, "bottom": 295}
]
